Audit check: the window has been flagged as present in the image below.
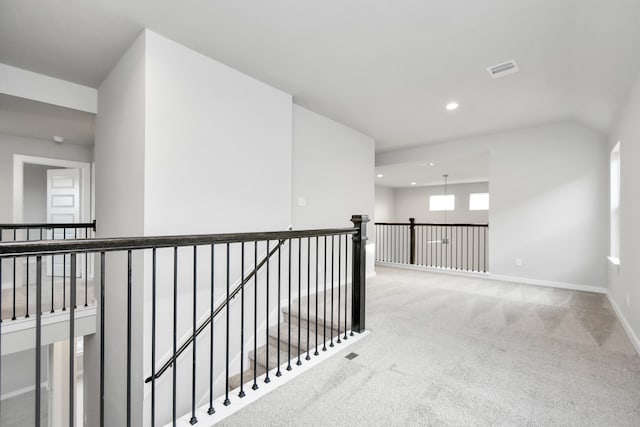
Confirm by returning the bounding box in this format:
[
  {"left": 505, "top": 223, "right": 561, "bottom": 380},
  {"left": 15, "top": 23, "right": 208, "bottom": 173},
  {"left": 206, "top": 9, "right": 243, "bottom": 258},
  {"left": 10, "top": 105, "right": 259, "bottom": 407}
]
[
  {"left": 429, "top": 194, "right": 455, "bottom": 211},
  {"left": 469, "top": 193, "right": 490, "bottom": 211},
  {"left": 610, "top": 142, "right": 621, "bottom": 262}
]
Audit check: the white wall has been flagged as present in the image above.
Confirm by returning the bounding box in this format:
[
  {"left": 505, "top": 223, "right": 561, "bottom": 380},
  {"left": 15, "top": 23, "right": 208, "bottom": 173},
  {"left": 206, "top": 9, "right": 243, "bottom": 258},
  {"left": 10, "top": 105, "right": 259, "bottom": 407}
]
[
  {"left": 292, "top": 105, "right": 374, "bottom": 229},
  {"left": 144, "top": 31, "right": 293, "bottom": 235},
  {"left": 1, "top": 348, "right": 48, "bottom": 400},
  {"left": 374, "top": 185, "right": 395, "bottom": 223},
  {"left": 93, "top": 30, "right": 147, "bottom": 427},
  {"left": 607, "top": 73, "right": 640, "bottom": 353},
  {"left": 94, "top": 29, "right": 295, "bottom": 427},
  {"left": 393, "top": 182, "right": 489, "bottom": 224},
  {"left": 292, "top": 105, "right": 375, "bottom": 274},
  {"left": 144, "top": 31, "right": 294, "bottom": 424},
  {"left": 377, "top": 122, "right": 608, "bottom": 289}
]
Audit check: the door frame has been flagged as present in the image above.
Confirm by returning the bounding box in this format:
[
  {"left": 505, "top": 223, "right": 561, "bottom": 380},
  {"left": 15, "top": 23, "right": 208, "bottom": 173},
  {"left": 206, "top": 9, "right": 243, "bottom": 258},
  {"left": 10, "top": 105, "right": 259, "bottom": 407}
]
[{"left": 13, "top": 154, "right": 92, "bottom": 223}]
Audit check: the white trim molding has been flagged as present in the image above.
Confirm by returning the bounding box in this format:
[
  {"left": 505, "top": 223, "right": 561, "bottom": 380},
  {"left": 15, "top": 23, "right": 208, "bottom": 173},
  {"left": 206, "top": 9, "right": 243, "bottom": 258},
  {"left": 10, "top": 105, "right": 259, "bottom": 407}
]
[
  {"left": 13, "top": 154, "right": 92, "bottom": 224},
  {"left": 606, "top": 291, "right": 640, "bottom": 357},
  {"left": 487, "top": 273, "right": 606, "bottom": 294},
  {"left": 375, "top": 262, "right": 606, "bottom": 294},
  {"left": 0, "top": 63, "right": 97, "bottom": 113},
  {"left": 172, "top": 330, "right": 370, "bottom": 426}
]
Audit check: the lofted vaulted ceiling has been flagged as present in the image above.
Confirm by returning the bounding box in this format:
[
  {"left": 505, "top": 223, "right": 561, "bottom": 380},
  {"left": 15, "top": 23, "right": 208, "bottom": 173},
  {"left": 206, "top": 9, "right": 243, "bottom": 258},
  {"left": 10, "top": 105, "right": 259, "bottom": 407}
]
[{"left": 1, "top": 0, "right": 640, "bottom": 151}]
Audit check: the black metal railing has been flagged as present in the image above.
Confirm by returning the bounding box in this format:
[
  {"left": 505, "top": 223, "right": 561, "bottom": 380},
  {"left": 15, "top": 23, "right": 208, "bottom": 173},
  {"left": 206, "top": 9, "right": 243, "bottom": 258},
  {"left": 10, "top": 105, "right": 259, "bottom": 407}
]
[
  {"left": 375, "top": 218, "right": 488, "bottom": 272},
  {"left": 0, "top": 215, "right": 369, "bottom": 427},
  {"left": 0, "top": 221, "right": 96, "bottom": 321}
]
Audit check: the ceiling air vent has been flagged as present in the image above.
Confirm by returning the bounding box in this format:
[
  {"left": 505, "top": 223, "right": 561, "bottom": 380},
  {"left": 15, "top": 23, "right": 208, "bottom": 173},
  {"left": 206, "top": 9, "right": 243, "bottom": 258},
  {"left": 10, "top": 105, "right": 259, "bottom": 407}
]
[{"left": 487, "top": 60, "right": 519, "bottom": 78}]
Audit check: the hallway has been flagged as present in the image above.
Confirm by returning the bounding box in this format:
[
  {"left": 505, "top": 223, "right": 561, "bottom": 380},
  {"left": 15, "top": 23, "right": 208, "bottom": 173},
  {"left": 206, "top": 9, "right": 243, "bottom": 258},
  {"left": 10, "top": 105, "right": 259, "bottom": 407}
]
[{"left": 222, "top": 266, "right": 640, "bottom": 426}]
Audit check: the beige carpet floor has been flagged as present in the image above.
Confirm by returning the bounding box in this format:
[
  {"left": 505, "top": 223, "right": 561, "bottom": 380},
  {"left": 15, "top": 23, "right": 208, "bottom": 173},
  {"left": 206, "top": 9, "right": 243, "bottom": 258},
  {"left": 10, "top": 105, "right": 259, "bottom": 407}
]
[{"left": 221, "top": 266, "right": 640, "bottom": 426}]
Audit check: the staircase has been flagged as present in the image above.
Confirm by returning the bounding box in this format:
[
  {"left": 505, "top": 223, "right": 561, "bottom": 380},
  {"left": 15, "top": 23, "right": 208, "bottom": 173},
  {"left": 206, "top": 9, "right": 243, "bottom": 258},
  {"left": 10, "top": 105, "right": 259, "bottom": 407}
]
[{"left": 229, "top": 285, "right": 351, "bottom": 391}]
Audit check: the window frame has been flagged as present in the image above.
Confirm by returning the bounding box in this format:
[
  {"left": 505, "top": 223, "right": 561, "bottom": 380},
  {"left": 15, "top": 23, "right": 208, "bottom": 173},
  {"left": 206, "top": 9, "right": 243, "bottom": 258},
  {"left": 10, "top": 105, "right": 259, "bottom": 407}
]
[
  {"left": 469, "top": 192, "right": 490, "bottom": 211},
  {"left": 429, "top": 194, "right": 455, "bottom": 212}
]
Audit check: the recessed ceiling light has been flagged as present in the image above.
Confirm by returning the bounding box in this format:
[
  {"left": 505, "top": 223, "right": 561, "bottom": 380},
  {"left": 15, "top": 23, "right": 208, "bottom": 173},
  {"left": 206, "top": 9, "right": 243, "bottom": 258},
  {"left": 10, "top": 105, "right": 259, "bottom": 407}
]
[
  {"left": 423, "top": 162, "right": 435, "bottom": 166},
  {"left": 410, "top": 182, "right": 417, "bottom": 185},
  {"left": 445, "top": 102, "right": 459, "bottom": 111},
  {"left": 376, "top": 174, "right": 384, "bottom": 178},
  {"left": 53, "top": 136, "right": 64, "bottom": 143}
]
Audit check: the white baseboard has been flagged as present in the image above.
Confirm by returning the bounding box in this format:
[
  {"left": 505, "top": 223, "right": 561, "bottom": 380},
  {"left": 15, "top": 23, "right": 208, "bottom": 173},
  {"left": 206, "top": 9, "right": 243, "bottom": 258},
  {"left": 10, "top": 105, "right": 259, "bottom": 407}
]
[
  {"left": 606, "top": 291, "right": 640, "bottom": 357},
  {"left": 1, "top": 382, "right": 48, "bottom": 401},
  {"left": 172, "top": 330, "right": 370, "bottom": 426},
  {"left": 376, "top": 261, "right": 489, "bottom": 280},
  {"left": 487, "top": 273, "right": 606, "bottom": 294},
  {"left": 375, "top": 262, "right": 606, "bottom": 294}
]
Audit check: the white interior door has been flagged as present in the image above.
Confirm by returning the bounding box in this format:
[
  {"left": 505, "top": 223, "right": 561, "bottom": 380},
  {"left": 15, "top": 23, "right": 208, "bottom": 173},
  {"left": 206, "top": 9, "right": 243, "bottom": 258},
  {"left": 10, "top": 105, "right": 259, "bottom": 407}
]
[{"left": 47, "top": 168, "right": 80, "bottom": 277}]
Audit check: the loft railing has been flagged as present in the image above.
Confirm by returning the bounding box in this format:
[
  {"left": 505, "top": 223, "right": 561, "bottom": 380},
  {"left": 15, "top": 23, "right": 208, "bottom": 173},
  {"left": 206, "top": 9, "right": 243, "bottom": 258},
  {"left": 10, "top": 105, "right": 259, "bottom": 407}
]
[
  {"left": 375, "top": 218, "right": 488, "bottom": 272},
  {"left": 0, "top": 220, "right": 96, "bottom": 320},
  {"left": 145, "top": 238, "right": 287, "bottom": 384},
  {"left": 0, "top": 215, "right": 369, "bottom": 427}
]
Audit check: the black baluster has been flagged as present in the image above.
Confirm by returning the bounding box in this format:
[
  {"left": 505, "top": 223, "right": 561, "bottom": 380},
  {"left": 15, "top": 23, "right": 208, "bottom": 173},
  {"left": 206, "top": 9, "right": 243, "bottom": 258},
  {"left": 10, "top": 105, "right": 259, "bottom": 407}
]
[
  {"left": 173, "top": 247, "right": 179, "bottom": 422},
  {"left": 208, "top": 244, "right": 215, "bottom": 415},
  {"left": 126, "top": 250, "right": 131, "bottom": 427},
  {"left": 239, "top": 243, "right": 245, "bottom": 397},
  {"left": 190, "top": 246, "right": 198, "bottom": 425},
  {"left": 322, "top": 236, "right": 327, "bottom": 352},
  {"left": 25, "top": 229, "right": 29, "bottom": 318},
  {"left": 265, "top": 240, "right": 271, "bottom": 384},
  {"left": 297, "top": 238, "right": 302, "bottom": 366},
  {"left": 287, "top": 238, "right": 292, "bottom": 371},
  {"left": 252, "top": 241, "right": 259, "bottom": 388},
  {"left": 62, "top": 228, "right": 66, "bottom": 312},
  {"left": 35, "top": 255, "right": 42, "bottom": 427},
  {"left": 224, "top": 243, "right": 231, "bottom": 406},
  {"left": 12, "top": 229, "right": 16, "bottom": 320},
  {"left": 306, "top": 237, "right": 311, "bottom": 360},
  {"left": 276, "top": 243, "right": 282, "bottom": 377},
  {"left": 151, "top": 249, "right": 157, "bottom": 427},
  {"left": 85, "top": 228, "right": 89, "bottom": 307},
  {"left": 337, "top": 235, "right": 341, "bottom": 344},
  {"left": 314, "top": 237, "right": 319, "bottom": 356},
  {"left": 100, "top": 252, "right": 105, "bottom": 427},
  {"left": 70, "top": 253, "right": 76, "bottom": 427},
  {"left": 51, "top": 237, "right": 55, "bottom": 313},
  {"left": 330, "top": 235, "right": 334, "bottom": 348},
  {"left": 344, "top": 234, "right": 349, "bottom": 340},
  {"left": 0, "top": 238, "right": 2, "bottom": 418},
  {"left": 73, "top": 228, "right": 77, "bottom": 309}
]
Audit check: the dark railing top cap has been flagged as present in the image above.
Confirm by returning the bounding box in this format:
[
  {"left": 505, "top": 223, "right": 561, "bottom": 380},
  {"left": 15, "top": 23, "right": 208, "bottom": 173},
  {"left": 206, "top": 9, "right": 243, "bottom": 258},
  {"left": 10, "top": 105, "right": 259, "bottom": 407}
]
[
  {"left": 0, "top": 220, "right": 96, "bottom": 230},
  {"left": 375, "top": 222, "right": 488, "bottom": 227},
  {"left": 0, "top": 226, "right": 357, "bottom": 256}
]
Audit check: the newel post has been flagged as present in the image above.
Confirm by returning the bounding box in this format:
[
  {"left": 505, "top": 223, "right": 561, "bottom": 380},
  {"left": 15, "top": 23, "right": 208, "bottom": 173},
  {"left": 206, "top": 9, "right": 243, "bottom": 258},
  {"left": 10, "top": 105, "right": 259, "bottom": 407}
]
[
  {"left": 351, "top": 214, "right": 369, "bottom": 333},
  {"left": 409, "top": 217, "right": 416, "bottom": 264}
]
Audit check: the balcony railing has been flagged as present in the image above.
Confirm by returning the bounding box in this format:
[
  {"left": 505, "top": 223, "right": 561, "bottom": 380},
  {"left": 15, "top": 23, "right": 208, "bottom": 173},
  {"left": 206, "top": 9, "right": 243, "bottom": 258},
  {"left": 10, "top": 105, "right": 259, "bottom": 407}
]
[
  {"left": 375, "top": 218, "right": 488, "bottom": 272},
  {"left": 0, "top": 221, "right": 96, "bottom": 321},
  {"left": 0, "top": 215, "right": 369, "bottom": 426}
]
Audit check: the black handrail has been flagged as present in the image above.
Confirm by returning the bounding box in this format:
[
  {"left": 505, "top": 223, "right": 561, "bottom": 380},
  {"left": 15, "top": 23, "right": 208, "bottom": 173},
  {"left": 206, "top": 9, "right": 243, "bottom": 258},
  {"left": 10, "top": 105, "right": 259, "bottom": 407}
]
[
  {"left": 0, "top": 227, "right": 356, "bottom": 256},
  {"left": 0, "top": 220, "right": 96, "bottom": 231},
  {"left": 375, "top": 222, "right": 488, "bottom": 227},
  {"left": 144, "top": 238, "right": 287, "bottom": 383}
]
